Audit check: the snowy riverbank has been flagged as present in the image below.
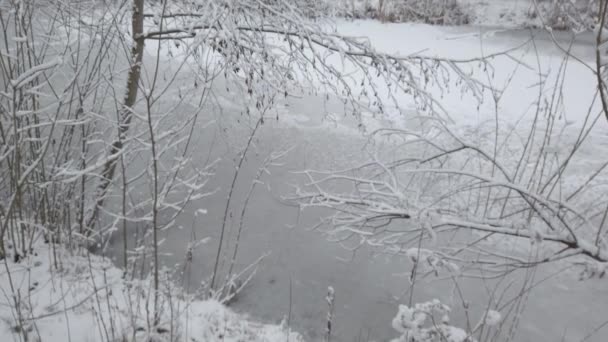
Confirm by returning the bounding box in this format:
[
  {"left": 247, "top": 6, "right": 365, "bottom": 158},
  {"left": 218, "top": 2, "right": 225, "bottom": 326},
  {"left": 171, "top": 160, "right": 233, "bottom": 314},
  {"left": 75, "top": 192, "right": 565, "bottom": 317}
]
[{"left": 0, "top": 242, "right": 303, "bottom": 342}]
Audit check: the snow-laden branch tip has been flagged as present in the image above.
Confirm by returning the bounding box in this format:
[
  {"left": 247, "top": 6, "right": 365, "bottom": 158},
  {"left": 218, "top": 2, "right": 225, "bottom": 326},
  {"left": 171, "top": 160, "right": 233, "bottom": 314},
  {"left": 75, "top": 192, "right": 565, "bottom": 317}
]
[{"left": 10, "top": 58, "right": 63, "bottom": 89}]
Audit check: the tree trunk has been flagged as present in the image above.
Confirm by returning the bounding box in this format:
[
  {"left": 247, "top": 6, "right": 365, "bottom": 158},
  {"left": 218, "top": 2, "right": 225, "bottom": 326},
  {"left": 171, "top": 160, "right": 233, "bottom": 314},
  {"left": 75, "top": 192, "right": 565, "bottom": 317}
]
[{"left": 86, "top": 0, "right": 145, "bottom": 232}]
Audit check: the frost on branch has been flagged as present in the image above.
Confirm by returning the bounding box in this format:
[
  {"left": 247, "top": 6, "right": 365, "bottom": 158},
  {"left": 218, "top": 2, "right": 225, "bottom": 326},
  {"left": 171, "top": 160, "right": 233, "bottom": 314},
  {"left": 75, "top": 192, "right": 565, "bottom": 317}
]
[
  {"left": 293, "top": 114, "right": 608, "bottom": 278},
  {"left": 577, "top": 260, "right": 608, "bottom": 280},
  {"left": 406, "top": 248, "right": 460, "bottom": 277},
  {"left": 142, "top": 0, "right": 485, "bottom": 123}
]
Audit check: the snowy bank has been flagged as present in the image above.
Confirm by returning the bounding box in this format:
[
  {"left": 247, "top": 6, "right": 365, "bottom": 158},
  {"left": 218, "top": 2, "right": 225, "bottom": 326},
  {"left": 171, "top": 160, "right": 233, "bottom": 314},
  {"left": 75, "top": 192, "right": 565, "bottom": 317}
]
[
  {"left": 0, "top": 243, "right": 303, "bottom": 342},
  {"left": 327, "top": 0, "right": 594, "bottom": 30}
]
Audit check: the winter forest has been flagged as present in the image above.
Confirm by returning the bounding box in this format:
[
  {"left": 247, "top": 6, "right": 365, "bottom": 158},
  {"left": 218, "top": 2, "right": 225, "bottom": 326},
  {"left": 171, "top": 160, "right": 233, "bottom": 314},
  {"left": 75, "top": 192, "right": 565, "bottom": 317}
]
[{"left": 1, "top": 0, "right": 608, "bottom": 341}]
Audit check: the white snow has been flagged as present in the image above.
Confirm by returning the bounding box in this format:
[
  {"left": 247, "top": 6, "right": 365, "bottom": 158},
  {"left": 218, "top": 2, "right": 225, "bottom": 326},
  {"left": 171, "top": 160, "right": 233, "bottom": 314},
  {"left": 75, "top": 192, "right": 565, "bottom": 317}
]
[
  {"left": 0, "top": 242, "right": 302, "bottom": 342},
  {"left": 483, "top": 309, "right": 502, "bottom": 326},
  {"left": 390, "top": 300, "right": 472, "bottom": 342},
  {"left": 391, "top": 304, "right": 427, "bottom": 332}
]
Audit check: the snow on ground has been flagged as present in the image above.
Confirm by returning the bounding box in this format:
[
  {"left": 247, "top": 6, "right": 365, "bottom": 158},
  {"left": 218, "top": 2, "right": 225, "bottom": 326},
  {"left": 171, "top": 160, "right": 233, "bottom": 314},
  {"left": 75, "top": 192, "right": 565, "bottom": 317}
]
[{"left": 0, "top": 241, "right": 302, "bottom": 342}]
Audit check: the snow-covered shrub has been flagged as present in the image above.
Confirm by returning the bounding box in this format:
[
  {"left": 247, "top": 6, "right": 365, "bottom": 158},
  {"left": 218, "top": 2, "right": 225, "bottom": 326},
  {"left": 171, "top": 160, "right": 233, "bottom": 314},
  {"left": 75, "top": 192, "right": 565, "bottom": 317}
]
[
  {"left": 323, "top": 0, "right": 472, "bottom": 25},
  {"left": 529, "top": 0, "right": 600, "bottom": 31},
  {"left": 272, "top": 0, "right": 336, "bottom": 19},
  {"left": 390, "top": 300, "right": 502, "bottom": 342},
  {"left": 384, "top": 0, "right": 471, "bottom": 25}
]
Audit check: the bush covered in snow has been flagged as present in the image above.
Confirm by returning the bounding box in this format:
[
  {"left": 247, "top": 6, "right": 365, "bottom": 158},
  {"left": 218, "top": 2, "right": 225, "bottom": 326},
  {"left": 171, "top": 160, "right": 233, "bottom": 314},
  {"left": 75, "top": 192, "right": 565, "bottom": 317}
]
[
  {"left": 389, "top": 299, "right": 501, "bottom": 342},
  {"left": 319, "top": 0, "right": 472, "bottom": 25},
  {"left": 321, "top": 0, "right": 603, "bottom": 29},
  {"left": 528, "top": 0, "right": 600, "bottom": 31}
]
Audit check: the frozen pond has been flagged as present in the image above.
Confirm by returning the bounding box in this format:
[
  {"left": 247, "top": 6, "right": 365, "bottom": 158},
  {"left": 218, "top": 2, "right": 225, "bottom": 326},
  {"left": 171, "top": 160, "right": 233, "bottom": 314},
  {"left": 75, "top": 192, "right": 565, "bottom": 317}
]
[{"left": 109, "top": 23, "right": 608, "bottom": 341}]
